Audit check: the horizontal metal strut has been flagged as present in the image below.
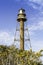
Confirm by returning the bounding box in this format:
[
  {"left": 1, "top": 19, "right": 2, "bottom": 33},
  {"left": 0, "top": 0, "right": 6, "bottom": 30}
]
[
  {"left": 14, "top": 38, "right": 20, "bottom": 41},
  {"left": 14, "top": 38, "right": 30, "bottom": 41},
  {"left": 16, "top": 28, "right": 28, "bottom": 31}
]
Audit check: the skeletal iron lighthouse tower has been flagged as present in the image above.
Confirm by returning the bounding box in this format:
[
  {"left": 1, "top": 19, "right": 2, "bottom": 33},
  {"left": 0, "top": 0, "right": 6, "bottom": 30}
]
[
  {"left": 17, "top": 8, "right": 27, "bottom": 50},
  {"left": 14, "top": 8, "right": 32, "bottom": 50}
]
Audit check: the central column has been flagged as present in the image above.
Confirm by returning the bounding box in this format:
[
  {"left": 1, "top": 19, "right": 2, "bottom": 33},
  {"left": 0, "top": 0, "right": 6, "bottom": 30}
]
[{"left": 20, "top": 20, "right": 24, "bottom": 50}]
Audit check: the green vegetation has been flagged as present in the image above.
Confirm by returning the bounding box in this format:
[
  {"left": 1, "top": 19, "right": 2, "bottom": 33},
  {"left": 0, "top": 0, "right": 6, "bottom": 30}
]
[{"left": 0, "top": 45, "right": 43, "bottom": 65}]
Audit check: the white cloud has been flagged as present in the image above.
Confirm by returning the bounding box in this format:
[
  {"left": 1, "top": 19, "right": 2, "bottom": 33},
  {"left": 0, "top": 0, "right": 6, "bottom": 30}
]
[
  {"left": 29, "top": 21, "right": 43, "bottom": 31},
  {"left": 0, "top": 31, "right": 14, "bottom": 45},
  {"left": 31, "top": 40, "right": 43, "bottom": 51},
  {"left": 0, "top": 31, "right": 20, "bottom": 48},
  {"left": 27, "top": 20, "right": 43, "bottom": 51},
  {"left": 24, "top": 0, "right": 43, "bottom": 11},
  {"left": 29, "top": 0, "right": 43, "bottom": 5}
]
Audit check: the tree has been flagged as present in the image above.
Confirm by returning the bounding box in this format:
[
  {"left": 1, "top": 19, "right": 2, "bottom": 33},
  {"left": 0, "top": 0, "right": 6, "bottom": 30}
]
[{"left": 0, "top": 45, "right": 43, "bottom": 65}]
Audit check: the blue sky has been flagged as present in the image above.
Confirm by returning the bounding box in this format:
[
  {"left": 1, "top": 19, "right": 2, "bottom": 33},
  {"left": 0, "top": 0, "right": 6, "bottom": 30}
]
[{"left": 0, "top": 0, "right": 43, "bottom": 52}]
